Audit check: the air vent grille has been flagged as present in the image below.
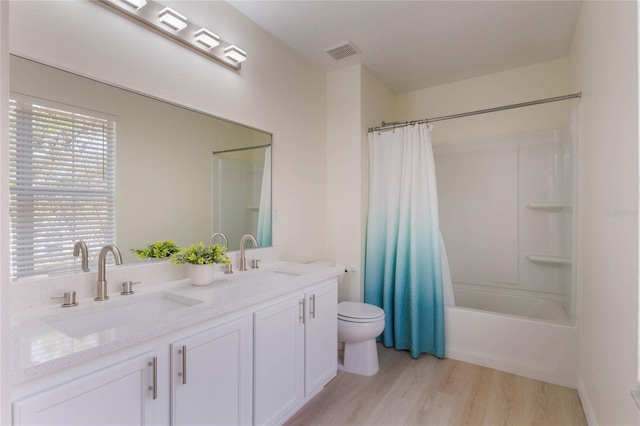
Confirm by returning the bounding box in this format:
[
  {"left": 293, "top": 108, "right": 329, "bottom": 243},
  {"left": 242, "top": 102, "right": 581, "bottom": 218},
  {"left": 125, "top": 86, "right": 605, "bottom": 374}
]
[{"left": 324, "top": 41, "right": 361, "bottom": 61}]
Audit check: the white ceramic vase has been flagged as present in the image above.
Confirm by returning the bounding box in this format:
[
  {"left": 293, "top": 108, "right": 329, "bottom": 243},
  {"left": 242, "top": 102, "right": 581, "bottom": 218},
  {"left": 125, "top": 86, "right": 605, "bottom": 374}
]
[{"left": 187, "top": 263, "right": 217, "bottom": 286}]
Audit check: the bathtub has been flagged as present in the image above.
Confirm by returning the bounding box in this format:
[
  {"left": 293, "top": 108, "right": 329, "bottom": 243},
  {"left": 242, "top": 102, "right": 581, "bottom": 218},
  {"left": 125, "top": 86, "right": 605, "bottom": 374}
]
[
  {"left": 453, "top": 285, "right": 573, "bottom": 325},
  {"left": 445, "top": 285, "right": 578, "bottom": 388}
]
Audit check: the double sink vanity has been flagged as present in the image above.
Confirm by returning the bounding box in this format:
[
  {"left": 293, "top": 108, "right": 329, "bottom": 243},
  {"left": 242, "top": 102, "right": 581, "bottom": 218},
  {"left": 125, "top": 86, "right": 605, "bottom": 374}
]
[
  {"left": 10, "top": 254, "right": 342, "bottom": 425},
  {"left": 7, "top": 48, "right": 334, "bottom": 426}
]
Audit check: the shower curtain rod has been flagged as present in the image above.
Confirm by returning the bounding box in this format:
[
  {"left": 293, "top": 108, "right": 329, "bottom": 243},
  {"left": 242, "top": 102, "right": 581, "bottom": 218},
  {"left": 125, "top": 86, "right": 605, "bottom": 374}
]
[
  {"left": 212, "top": 143, "right": 271, "bottom": 155},
  {"left": 368, "top": 92, "right": 582, "bottom": 133}
]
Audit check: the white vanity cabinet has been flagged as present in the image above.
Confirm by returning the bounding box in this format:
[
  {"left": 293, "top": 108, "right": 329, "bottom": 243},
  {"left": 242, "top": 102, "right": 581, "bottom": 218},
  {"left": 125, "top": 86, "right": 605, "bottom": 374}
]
[
  {"left": 11, "top": 270, "right": 340, "bottom": 426},
  {"left": 12, "top": 351, "right": 158, "bottom": 426},
  {"left": 170, "top": 315, "right": 253, "bottom": 426},
  {"left": 12, "top": 315, "right": 254, "bottom": 426},
  {"left": 253, "top": 294, "right": 305, "bottom": 425},
  {"left": 303, "top": 282, "right": 338, "bottom": 396},
  {"left": 253, "top": 279, "right": 338, "bottom": 425}
]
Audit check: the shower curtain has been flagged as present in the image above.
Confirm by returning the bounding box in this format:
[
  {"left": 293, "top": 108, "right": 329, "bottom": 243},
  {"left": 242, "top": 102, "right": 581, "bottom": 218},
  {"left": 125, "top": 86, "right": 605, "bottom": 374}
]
[
  {"left": 364, "top": 123, "right": 452, "bottom": 359},
  {"left": 257, "top": 147, "right": 271, "bottom": 247}
]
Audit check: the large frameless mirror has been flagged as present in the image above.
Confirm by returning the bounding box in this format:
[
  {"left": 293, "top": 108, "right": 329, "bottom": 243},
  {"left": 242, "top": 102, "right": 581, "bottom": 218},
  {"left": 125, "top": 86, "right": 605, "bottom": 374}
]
[{"left": 9, "top": 55, "right": 272, "bottom": 276}]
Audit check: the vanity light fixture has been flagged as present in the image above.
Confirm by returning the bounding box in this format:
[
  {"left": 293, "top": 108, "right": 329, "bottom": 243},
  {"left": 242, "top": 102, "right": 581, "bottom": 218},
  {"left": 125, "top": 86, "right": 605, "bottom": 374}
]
[
  {"left": 98, "top": 0, "right": 245, "bottom": 70},
  {"left": 224, "top": 45, "right": 247, "bottom": 63},
  {"left": 158, "top": 7, "right": 187, "bottom": 31},
  {"left": 119, "top": 0, "right": 146, "bottom": 10},
  {"left": 195, "top": 28, "right": 220, "bottom": 49}
]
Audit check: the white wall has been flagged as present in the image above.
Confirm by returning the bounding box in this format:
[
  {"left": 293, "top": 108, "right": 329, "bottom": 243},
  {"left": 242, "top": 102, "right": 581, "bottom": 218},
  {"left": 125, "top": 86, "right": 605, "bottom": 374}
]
[
  {"left": 326, "top": 65, "right": 362, "bottom": 302},
  {"left": 9, "top": 0, "right": 328, "bottom": 263},
  {"left": 569, "top": 1, "right": 640, "bottom": 424},
  {"left": 0, "top": 2, "right": 10, "bottom": 423},
  {"left": 326, "top": 65, "right": 394, "bottom": 302},
  {"left": 396, "top": 58, "right": 573, "bottom": 144}
]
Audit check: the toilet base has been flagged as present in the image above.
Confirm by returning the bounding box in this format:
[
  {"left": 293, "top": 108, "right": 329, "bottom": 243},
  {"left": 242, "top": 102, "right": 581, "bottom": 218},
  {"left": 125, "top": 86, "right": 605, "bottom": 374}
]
[{"left": 339, "top": 339, "right": 379, "bottom": 376}]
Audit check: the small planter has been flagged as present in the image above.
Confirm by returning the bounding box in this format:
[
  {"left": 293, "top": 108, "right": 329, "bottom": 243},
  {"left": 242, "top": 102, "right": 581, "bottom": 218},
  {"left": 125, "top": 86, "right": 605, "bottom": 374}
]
[
  {"left": 187, "top": 263, "right": 218, "bottom": 286},
  {"left": 169, "top": 242, "right": 231, "bottom": 286}
]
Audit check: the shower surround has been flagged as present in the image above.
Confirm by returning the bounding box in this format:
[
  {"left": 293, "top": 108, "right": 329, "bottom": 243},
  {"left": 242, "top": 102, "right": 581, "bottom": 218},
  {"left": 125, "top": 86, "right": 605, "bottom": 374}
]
[{"left": 434, "top": 116, "right": 579, "bottom": 386}]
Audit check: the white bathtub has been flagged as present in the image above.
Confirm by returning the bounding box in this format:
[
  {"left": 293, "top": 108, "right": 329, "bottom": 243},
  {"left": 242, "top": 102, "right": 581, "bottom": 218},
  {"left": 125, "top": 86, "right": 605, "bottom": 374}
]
[
  {"left": 453, "top": 285, "right": 573, "bottom": 325},
  {"left": 445, "top": 286, "right": 578, "bottom": 388}
]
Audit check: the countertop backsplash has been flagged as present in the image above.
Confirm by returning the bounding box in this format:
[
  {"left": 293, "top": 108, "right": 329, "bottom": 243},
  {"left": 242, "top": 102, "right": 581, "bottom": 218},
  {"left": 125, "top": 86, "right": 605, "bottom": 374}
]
[{"left": 10, "top": 247, "right": 278, "bottom": 313}]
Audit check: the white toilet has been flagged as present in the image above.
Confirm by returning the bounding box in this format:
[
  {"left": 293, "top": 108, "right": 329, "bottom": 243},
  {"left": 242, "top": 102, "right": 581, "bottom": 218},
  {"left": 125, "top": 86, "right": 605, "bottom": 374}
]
[{"left": 337, "top": 301, "right": 386, "bottom": 376}]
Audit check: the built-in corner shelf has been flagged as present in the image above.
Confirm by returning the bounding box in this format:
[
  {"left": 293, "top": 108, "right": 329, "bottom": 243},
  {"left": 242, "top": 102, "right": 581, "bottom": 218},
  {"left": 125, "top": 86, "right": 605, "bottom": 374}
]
[
  {"left": 526, "top": 255, "right": 572, "bottom": 265},
  {"left": 525, "top": 202, "right": 572, "bottom": 211}
]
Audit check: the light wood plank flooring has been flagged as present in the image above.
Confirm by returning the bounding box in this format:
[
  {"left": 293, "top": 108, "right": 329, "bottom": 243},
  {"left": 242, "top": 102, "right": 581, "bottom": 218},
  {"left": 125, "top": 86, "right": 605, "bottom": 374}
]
[{"left": 285, "top": 344, "right": 586, "bottom": 426}]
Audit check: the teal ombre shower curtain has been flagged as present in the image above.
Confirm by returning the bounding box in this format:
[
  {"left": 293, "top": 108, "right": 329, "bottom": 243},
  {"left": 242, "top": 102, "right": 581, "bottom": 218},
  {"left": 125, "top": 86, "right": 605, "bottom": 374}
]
[
  {"left": 364, "top": 123, "right": 446, "bottom": 358},
  {"left": 257, "top": 147, "right": 272, "bottom": 247}
]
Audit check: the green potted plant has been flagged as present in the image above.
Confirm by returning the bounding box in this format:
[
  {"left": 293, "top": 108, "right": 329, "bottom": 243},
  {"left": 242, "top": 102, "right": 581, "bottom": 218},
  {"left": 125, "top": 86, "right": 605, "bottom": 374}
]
[
  {"left": 130, "top": 240, "right": 180, "bottom": 260},
  {"left": 169, "top": 242, "right": 231, "bottom": 286}
]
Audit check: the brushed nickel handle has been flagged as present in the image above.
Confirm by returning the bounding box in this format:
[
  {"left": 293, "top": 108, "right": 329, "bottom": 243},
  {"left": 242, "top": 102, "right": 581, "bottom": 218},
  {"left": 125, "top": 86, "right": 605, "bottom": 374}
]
[
  {"left": 310, "top": 294, "right": 316, "bottom": 319},
  {"left": 148, "top": 356, "right": 157, "bottom": 400},
  {"left": 121, "top": 281, "right": 141, "bottom": 295},
  {"left": 178, "top": 345, "right": 187, "bottom": 385},
  {"left": 50, "top": 291, "right": 78, "bottom": 307},
  {"left": 299, "top": 299, "right": 305, "bottom": 324}
]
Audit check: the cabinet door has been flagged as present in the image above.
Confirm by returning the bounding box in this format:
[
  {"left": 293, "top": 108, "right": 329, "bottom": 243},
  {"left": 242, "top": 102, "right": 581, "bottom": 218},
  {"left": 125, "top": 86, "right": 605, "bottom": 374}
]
[
  {"left": 171, "top": 316, "right": 252, "bottom": 426},
  {"left": 13, "top": 351, "right": 157, "bottom": 426},
  {"left": 253, "top": 295, "right": 304, "bottom": 425},
  {"left": 305, "top": 281, "right": 338, "bottom": 396}
]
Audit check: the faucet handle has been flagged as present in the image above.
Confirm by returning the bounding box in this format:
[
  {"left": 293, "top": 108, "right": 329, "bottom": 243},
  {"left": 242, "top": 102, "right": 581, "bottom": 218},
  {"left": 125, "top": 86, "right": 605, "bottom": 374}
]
[
  {"left": 251, "top": 259, "right": 261, "bottom": 269},
  {"left": 120, "top": 281, "right": 141, "bottom": 295},
  {"left": 51, "top": 291, "right": 78, "bottom": 308},
  {"left": 221, "top": 264, "right": 234, "bottom": 274}
]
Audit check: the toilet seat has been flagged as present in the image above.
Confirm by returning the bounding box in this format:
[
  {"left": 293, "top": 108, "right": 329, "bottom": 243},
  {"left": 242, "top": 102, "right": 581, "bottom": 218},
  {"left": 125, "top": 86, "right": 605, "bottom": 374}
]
[
  {"left": 338, "top": 301, "right": 384, "bottom": 323},
  {"left": 337, "top": 302, "right": 386, "bottom": 376}
]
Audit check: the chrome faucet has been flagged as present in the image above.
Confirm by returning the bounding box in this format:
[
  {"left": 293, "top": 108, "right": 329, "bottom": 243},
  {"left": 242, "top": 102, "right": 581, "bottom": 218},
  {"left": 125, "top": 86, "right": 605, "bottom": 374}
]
[
  {"left": 210, "top": 232, "right": 228, "bottom": 248},
  {"left": 239, "top": 234, "right": 257, "bottom": 271},
  {"left": 95, "top": 244, "right": 123, "bottom": 301},
  {"left": 73, "top": 240, "right": 90, "bottom": 272}
]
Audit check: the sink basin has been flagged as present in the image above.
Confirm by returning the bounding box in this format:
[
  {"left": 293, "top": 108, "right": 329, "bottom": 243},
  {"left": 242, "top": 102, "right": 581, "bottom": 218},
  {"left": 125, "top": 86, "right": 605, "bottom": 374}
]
[
  {"left": 45, "top": 292, "right": 203, "bottom": 338},
  {"left": 231, "top": 268, "right": 305, "bottom": 287},
  {"left": 273, "top": 269, "right": 304, "bottom": 277}
]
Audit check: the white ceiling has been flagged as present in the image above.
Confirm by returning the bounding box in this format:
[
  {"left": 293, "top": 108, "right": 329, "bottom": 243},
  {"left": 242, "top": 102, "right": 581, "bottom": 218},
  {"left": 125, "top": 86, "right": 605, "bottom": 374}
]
[{"left": 226, "top": 0, "right": 583, "bottom": 94}]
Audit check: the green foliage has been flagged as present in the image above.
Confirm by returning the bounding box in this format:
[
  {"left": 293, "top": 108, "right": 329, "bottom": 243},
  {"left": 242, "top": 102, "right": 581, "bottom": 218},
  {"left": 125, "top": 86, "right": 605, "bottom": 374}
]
[
  {"left": 130, "top": 240, "right": 180, "bottom": 259},
  {"left": 169, "top": 242, "right": 231, "bottom": 265}
]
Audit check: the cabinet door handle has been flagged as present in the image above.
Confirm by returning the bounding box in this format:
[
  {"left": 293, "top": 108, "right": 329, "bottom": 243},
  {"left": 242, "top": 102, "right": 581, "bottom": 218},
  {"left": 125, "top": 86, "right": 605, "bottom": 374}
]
[
  {"left": 310, "top": 294, "right": 316, "bottom": 319},
  {"left": 299, "top": 299, "right": 305, "bottom": 324},
  {"left": 148, "top": 356, "right": 158, "bottom": 400},
  {"left": 178, "top": 345, "right": 187, "bottom": 385}
]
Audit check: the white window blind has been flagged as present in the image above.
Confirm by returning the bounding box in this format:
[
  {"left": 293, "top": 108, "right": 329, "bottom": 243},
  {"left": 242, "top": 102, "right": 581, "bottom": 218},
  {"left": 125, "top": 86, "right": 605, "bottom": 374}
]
[{"left": 9, "top": 93, "right": 116, "bottom": 279}]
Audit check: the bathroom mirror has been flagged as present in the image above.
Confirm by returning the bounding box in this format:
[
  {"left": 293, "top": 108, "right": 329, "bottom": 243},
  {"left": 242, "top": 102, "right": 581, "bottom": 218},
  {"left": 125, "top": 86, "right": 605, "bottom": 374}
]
[{"left": 9, "top": 55, "right": 272, "bottom": 266}]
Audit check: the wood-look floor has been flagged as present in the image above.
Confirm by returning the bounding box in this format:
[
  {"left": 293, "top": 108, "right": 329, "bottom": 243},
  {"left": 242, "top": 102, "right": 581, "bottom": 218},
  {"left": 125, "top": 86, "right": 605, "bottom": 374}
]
[{"left": 285, "top": 344, "right": 587, "bottom": 426}]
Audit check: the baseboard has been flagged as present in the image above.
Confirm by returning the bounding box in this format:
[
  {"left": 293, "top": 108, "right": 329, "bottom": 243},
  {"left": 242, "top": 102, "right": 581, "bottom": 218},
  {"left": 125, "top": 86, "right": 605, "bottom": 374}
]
[
  {"left": 446, "top": 348, "right": 576, "bottom": 388},
  {"left": 577, "top": 377, "right": 598, "bottom": 425}
]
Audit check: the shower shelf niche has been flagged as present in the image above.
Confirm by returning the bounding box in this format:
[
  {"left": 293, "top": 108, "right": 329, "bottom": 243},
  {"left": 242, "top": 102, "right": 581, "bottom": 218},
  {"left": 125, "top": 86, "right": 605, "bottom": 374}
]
[
  {"left": 525, "top": 202, "right": 572, "bottom": 211},
  {"left": 525, "top": 255, "right": 572, "bottom": 265}
]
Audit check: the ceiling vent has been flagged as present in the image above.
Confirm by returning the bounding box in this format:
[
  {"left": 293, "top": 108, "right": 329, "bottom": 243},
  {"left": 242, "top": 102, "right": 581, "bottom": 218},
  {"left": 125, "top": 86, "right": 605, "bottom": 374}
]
[{"left": 324, "top": 41, "right": 361, "bottom": 61}]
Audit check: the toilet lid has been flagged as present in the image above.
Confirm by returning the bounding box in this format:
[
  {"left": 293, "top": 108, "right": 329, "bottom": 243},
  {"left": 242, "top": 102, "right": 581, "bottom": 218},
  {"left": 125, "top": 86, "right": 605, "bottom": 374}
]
[{"left": 338, "top": 301, "right": 385, "bottom": 320}]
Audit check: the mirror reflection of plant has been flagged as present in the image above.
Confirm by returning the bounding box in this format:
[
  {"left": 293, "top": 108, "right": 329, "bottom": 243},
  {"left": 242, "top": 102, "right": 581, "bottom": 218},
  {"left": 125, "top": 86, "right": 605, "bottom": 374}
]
[
  {"left": 169, "top": 242, "right": 231, "bottom": 265},
  {"left": 131, "top": 240, "right": 180, "bottom": 259}
]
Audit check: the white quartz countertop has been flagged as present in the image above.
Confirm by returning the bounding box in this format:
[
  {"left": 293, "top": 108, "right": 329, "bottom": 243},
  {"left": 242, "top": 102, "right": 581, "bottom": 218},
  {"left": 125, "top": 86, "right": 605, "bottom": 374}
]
[{"left": 10, "top": 261, "right": 344, "bottom": 385}]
